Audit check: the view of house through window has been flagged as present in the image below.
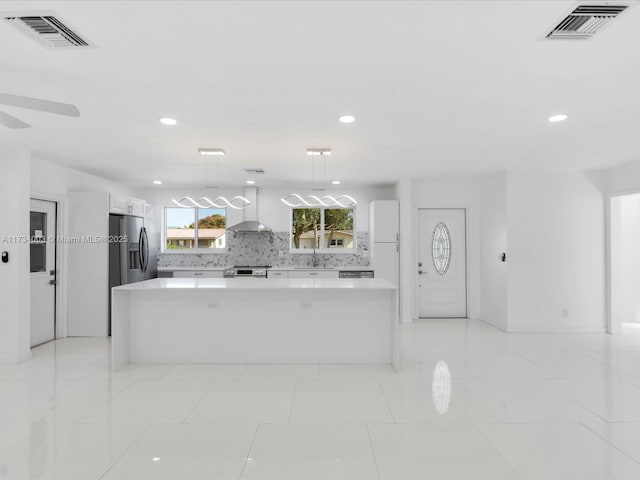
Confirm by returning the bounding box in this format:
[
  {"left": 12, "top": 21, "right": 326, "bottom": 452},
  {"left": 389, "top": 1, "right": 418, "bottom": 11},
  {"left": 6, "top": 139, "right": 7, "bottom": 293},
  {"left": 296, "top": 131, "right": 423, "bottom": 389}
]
[
  {"left": 291, "top": 207, "right": 354, "bottom": 251},
  {"left": 165, "top": 207, "right": 226, "bottom": 250}
]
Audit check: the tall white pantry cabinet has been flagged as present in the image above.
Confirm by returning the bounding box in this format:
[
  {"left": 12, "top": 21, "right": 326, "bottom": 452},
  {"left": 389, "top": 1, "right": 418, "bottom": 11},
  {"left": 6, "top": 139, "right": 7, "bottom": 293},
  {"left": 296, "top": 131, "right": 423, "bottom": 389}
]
[{"left": 369, "top": 200, "right": 400, "bottom": 288}]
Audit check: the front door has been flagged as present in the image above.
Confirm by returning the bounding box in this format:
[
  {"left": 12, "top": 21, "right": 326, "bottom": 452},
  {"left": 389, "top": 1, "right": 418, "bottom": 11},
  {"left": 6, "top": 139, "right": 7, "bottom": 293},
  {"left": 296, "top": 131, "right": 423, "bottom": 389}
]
[
  {"left": 30, "top": 199, "right": 57, "bottom": 347},
  {"left": 417, "top": 208, "right": 467, "bottom": 318}
]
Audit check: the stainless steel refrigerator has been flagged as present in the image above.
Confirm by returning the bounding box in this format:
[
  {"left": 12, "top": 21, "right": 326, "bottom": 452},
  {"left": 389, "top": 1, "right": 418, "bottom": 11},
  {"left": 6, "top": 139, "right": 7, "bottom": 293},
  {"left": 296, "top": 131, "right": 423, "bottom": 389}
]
[{"left": 108, "top": 214, "right": 155, "bottom": 333}]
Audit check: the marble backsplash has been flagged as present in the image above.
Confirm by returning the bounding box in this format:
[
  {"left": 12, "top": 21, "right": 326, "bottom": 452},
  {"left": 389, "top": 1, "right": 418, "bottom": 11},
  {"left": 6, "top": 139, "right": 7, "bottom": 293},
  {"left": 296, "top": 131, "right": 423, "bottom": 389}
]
[{"left": 158, "top": 232, "right": 370, "bottom": 268}]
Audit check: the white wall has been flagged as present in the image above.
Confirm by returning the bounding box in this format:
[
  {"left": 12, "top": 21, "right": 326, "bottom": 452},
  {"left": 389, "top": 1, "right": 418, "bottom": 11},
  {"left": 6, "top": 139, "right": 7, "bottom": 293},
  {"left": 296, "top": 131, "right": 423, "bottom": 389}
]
[
  {"left": 479, "top": 172, "right": 508, "bottom": 330},
  {"left": 394, "top": 179, "right": 412, "bottom": 322},
  {"left": 31, "top": 157, "right": 135, "bottom": 197},
  {"left": 606, "top": 160, "right": 640, "bottom": 195},
  {"left": 0, "top": 149, "right": 31, "bottom": 363},
  {"left": 506, "top": 170, "right": 606, "bottom": 332}
]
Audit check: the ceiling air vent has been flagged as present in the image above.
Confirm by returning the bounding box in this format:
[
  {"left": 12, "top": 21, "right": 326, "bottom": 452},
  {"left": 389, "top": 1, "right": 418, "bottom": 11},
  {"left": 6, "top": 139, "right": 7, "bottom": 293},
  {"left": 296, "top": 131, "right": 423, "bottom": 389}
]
[
  {"left": 3, "top": 14, "right": 92, "bottom": 49},
  {"left": 245, "top": 168, "right": 265, "bottom": 174},
  {"left": 546, "top": 4, "right": 629, "bottom": 39}
]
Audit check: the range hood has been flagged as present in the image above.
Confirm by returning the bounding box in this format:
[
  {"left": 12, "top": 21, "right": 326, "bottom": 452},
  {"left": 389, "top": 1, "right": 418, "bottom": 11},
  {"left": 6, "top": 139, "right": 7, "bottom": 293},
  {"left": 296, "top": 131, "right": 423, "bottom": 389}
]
[{"left": 227, "top": 187, "right": 272, "bottom": 233}]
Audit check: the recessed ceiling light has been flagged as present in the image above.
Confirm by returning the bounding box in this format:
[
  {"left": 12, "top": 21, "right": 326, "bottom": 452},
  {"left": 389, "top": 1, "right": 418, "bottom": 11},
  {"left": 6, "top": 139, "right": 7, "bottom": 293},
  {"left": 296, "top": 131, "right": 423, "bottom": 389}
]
[
  {"left": 159, "top": 117, "right": 177, "bottom": 126},
  {"left": 339, "top": 115, "right": 356, "bottom": 124},
  {"left": 152, "top": 457, "right": 161, "bottom": 462},
  {"left": 153, "top": 180, "right": 163, "bottom": 185},
  {"left": 198, "top": 148, "right": 225, "bottom": 156},
  {"left": 332, "top": 180, "right": 341, "bottom": 185},
  {"left": 548, "top": 114, "right": 569, "bottom": 123},
  {"left": 246, "top": 180, "right": 256, "bottom": 185}
]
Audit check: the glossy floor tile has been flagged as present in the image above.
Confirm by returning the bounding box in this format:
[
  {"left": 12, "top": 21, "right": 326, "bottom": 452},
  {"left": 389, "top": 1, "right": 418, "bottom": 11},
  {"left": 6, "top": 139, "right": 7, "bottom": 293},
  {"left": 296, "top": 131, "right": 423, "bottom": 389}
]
[
  {"left": 102, "top": 424, "right": 256, "bottom": 480},
  {"left": 379, "top": 376, "right": 498, "bottom": 423},
  {"left": 585, "top": 422, "right": 640, "bottom": 464},
  {"left": 463, "top": 379, "right": 604, "bottom": 423},
  {"left": 241, "top": 364, "right": 318, "bottom": 381},
  {"left": 289, "top": 380, "right": 394, "bottom": 423},
  {"left": 241, "top": 424, "right": 378, "bottom": 480},
  {"left": 369, "top": 423, "right": 518, "bottom": 479},
  {"left": 82, "top": 380, "right": 212, "bottom": 423},
  {"left": 163, "top": 364, "right": 247, "bottom": 381},
  {"left": 550, "top": 378, "right": 640, "bottom": 422},
  {"left": 4, "top": 319, "right": 640, "bottom": 479},
  {"left": 0, "top": 423, "right": 149, "bottom": 479},
  {"left": 478, "top": 423, "right": 640, "bottom": 479},
  {"left": 186, "top": 380, "right": 296, "bottom": 423}
]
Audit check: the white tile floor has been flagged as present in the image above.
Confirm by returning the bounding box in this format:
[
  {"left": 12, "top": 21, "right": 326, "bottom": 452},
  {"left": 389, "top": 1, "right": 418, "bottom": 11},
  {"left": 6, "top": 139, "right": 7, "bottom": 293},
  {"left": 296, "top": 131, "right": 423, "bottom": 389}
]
[{"left": 3, "top": 320, "right": 640, "bottom": 479}]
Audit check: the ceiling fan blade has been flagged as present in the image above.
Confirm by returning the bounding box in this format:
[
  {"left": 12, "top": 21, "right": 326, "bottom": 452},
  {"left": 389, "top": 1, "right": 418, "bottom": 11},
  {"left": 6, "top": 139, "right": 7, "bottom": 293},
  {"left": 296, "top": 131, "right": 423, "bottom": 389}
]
[
  {"left": 0, "top": 93, "right": 80, "bottom": 117},
  {"left": 0, "top": 110, "right": 30, "bottom": 129}
]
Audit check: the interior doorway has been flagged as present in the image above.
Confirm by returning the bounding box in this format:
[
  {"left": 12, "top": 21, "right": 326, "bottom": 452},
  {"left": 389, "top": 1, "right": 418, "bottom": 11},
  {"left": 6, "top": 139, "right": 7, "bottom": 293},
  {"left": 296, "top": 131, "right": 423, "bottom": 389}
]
[
  {"left": 30, "top": 198, "right": 57, "bottom": 347},
  {"left": 416, "top": 208, "right": 467, "bottom": 318},
  {"left": 610, "top": 192, "right": 640, "bottom": 333}
]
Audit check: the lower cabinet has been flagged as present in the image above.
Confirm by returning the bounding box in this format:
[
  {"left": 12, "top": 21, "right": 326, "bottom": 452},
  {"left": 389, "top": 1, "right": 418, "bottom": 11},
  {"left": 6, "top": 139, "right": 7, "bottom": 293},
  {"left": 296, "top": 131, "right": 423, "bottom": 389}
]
[
  {"left": 267, "top": 270, "right": 288, "bottom": 278},
  {"left": 172, "top": 270, "right": 223, "bottom": 278},
  {"left": 287, "top": 270, "right": 339, "bottom": 279}
]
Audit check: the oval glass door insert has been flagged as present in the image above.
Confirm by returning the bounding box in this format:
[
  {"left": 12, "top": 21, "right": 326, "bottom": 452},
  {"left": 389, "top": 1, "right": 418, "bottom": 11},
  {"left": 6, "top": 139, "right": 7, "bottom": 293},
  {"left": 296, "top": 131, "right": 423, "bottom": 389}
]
[{"left": 432, "top": 222, "right": 451, "bottom": 275}]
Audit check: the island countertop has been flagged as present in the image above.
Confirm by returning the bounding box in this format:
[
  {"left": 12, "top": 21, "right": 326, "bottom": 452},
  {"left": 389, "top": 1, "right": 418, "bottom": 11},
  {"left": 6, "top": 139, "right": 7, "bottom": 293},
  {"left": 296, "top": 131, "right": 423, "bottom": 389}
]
[
  {"left": 114, "top": 277, "right": 396, "bottom": 291},
  {"left": 112, "top": 277, "right": 399, "bottom": 370}
]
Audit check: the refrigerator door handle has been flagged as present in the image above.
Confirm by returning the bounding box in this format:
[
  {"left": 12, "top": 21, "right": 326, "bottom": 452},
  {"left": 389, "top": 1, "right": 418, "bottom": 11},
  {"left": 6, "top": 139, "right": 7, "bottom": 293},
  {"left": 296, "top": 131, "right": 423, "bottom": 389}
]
[
  {"left": 138, "top": 228, "right": 145, "bottom": 273},
  {"left": 119, "top": 218, "right": 128, "bottom": 284},
  {"left": 142, "top": 227, "right": 149, "bottom": 272}
]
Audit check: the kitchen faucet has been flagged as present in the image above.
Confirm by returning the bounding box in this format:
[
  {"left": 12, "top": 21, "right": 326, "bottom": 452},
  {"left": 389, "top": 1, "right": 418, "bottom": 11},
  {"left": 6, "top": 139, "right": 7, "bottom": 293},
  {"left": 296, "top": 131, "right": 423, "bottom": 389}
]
[{"left": 312, "top": 241, "right": 320, "bottom": 267}]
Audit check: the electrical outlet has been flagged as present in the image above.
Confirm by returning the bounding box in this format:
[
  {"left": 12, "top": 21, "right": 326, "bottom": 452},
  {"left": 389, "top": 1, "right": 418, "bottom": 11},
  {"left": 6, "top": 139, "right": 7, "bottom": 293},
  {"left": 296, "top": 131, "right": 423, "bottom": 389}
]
[
  {"left": 561, "top": 308, "right": 568, "bottom": 319},
  {"left": 302, "top": 302, "right": 312, "bottom": 310},
  {"left": 278, "top": 250, "right": 284, "bottom": 257}
]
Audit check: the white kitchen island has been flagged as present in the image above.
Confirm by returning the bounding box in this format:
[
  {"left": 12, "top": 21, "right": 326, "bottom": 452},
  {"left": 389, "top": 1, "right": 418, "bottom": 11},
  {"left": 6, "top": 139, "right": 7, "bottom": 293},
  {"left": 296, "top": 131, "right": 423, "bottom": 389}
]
[{"left": 112, "top": 277, "right": 398, "bottom": 371}]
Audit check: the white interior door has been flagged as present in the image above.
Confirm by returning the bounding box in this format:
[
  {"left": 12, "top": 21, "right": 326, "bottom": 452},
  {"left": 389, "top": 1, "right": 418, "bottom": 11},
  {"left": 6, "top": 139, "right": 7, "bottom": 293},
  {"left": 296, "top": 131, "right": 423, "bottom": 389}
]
[
  {"left": 417, "top": 208, "right": 467, "bottom": 318},
  {"left": 30, "top": 199, "right": 57, "bottom": 347}
]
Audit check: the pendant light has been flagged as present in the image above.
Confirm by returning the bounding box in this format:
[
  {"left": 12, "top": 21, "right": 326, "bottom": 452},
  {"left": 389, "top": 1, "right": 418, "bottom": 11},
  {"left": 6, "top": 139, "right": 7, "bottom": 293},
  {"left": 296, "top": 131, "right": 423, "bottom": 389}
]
[
  {"left": 171, "top": 149, "right": 251, "bottom": 209},
  {"left": 280, "top": 148, "right": 357, "bottom": 208}
]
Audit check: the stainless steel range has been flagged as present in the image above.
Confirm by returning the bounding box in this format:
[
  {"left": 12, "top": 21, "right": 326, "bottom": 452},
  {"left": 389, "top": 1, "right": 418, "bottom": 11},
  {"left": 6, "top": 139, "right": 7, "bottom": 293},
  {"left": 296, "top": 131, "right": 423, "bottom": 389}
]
[{"left": 223, "top": 265, "right": 270, "bottom": 278}]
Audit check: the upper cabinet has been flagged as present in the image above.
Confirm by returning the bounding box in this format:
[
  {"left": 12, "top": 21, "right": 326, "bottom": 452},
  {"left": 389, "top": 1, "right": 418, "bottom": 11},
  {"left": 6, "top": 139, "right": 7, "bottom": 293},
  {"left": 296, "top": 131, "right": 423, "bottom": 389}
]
[
  {"left": 370, "top": 200, "right": 399, "bottom": 243},
  {"left": 110, "top": 194, "right": 145, "bottom": 217}
]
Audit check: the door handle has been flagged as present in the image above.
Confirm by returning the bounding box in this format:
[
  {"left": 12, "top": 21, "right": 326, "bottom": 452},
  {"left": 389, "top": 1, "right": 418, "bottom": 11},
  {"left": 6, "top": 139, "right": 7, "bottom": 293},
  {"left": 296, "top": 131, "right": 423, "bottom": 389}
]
[
  {"left": 143, "top": 229, "right": 149, "bottom": 272},
  {"left": 49, "top": 279, "right": 56, "bottom": 285},
  {"left": 138, "top": 228, "right": 146, "bottom": 272}
]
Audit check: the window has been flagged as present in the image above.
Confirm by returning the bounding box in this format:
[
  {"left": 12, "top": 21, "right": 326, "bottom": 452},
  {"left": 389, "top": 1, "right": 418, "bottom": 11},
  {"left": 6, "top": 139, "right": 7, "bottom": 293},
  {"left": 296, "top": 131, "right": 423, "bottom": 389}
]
[
  {"left": 164, "top": 207, "right": 226, "bottom": 251},
  {"left": 290, "top": 207, "right": 354, "bottom": 252},
  {"left": 432, "top": 222, "right": 451, "bottom": 275}
]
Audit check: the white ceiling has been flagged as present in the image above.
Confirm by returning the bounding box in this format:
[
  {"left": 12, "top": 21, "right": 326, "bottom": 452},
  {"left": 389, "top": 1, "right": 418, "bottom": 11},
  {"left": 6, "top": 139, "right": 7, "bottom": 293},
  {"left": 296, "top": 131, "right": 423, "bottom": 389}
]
[{"left": 1, "top": 0, "right": 640, "bottom": 188}]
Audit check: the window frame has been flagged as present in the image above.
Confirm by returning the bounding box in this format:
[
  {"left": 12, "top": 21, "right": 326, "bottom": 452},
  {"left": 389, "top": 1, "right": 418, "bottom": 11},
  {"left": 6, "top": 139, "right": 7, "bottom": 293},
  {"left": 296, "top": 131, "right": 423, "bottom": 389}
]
[
  {"left": 162, "top": 206, "right": 228, "bottom": 253},
  {"left": 289, "top": 206, "right": 356, "bottom": 254}
]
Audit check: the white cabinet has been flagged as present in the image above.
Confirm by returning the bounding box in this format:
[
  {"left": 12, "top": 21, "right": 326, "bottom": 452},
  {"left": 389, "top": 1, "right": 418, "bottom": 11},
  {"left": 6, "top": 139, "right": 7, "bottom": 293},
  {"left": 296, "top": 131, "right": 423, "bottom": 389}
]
[
  {"left": 130, "top": 198, "right": 146, "bottom": 217},
  {"left": 67, "top": 192, "right": 111, "bottom": 337},
  {"left": 370, "top": 200, "right": 399, "bottom": 243},
  {"left": 371, "top": 242, "right": 399, "bottom": 286},
  {"left": 67, "top": 191, "right": 148, "bottom": 337},
  {"left": 110, "top": 194, "right": 145, "bottom": 217},
  {"left": 288, "top": 270, "right": 339, "bottom": 279},
  {"left": 173, "top": 270, "right": 223, "bottom": 278},
  {"left": 268, "top": 270, "right": 289, "bottom": 278}
]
